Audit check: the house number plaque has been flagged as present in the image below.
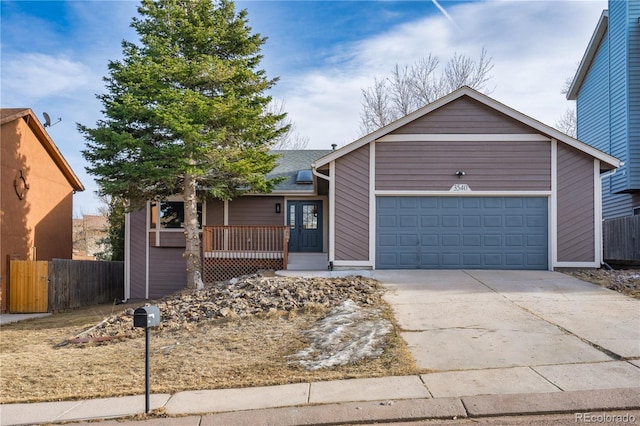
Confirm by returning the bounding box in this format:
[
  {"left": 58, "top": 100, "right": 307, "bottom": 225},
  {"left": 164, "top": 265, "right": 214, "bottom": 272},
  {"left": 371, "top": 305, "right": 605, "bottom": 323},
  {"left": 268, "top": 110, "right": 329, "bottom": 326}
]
[{"left": 449, "top": 183, "right": 471, "bottom": 192}]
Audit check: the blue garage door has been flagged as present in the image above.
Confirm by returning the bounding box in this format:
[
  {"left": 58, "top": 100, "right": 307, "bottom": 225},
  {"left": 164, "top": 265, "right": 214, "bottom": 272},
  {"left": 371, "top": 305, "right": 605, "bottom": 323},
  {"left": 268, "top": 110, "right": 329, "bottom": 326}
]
[{"left": 376, "top": 197, "right": 548, "bottom": 270}]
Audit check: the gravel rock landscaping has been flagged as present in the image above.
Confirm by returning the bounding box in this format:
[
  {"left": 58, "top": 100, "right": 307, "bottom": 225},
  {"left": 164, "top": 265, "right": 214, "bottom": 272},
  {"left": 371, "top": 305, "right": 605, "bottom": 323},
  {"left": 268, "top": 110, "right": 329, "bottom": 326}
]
[
  {"left": 73, "top": 274, "right": 386, "bottom": 341},
  {"left": 564, "top": 268, "right": 640, "bottom": 298}
]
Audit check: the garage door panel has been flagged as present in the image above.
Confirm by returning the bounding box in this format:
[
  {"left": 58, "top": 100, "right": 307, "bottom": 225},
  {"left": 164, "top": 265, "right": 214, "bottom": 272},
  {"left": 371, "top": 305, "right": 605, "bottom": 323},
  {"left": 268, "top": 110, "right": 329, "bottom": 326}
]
[
  {"left": 462, "top": 198, "right": 482, "bottom": 208},
  {"left": 527, "top": 253, "right": 547, "bottom": 266},
  {"left": 484, "top": 216, "right": 502, "bottom": 227},
  {"left": 506, "top": 253, "right": 525, "bottom": 265},
  {"left": 400, "top": 216, "right": 418, "bottom": 227},
  {"left": 421, "top": 234, "right": 439, "bottom": 246},
  {"left": 441, "top": 253, "right": 462, "bottom": 266},
  {"left": 484, "top": 235, "right": 503, "bottom": 246},
  {"left": 505, "top": 216, "right": 524, "bottom": 227},
  {"left": 378, "top": 234, "right": 397, "bottom": 247},
  {"left": 463, "top": 216, "right": 482, "bottom": 227},
  {"left": 400, "top": 198, "right": 419, "bottom": 208},
  {"left": 483, "top": 198, "right": 502, "bottom": 208},
  {"left": 441, "top": 198, "right": 460, "bottom": 208},
  {"left": 505, "top": 198, "right": 524, "bottom": 208},
  {"left": 442, "top": 216, "right": 459, "bottom": 227},
  {"left": 378, "top": 215, "right": 397, "bottom": 227},
  {"left": 377, "top": 197, "right": 548, "bottom": 270},
  {"left": 527, "top": 216, "right": 546, "bottom": 227},
  {"left": 421, "top": 215, "right": 439, "bottom": 227},
  {"left": 505, "top": 235, "right": 524, "bottom": 246},
  {"left": 463, "top": 253, "right": 482, "bottom": 265},
  {"left": 484, "top": 253, "right": 503, "bottom": 266},
  {"left": 463, "top": 235, "right": 481, "bottom": 246},
  {"left": 399, "top": 234, "right": 419, "bottom": 246},
  {"left": 398, "top": 253, "right": 419, "bottom": 266}
]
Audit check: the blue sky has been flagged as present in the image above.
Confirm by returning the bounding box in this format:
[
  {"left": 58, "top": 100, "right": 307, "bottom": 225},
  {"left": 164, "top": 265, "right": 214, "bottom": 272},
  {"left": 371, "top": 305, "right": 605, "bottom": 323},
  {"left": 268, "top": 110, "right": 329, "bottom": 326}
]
[{"left": 1, "top": 0, "right": 607, "bottom": 215}]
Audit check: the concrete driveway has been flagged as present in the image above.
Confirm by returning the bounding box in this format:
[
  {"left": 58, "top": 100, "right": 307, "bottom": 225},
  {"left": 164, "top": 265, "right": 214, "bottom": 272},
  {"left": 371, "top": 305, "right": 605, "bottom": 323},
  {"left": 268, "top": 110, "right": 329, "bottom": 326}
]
[{"left": 374, "top": 270, "right": 640, "bottom": 396}]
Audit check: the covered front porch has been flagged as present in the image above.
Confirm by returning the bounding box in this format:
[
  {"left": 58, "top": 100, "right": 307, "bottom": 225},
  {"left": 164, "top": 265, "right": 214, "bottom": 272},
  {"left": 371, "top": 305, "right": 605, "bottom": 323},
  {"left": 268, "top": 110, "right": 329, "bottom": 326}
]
[{"left": 201, "top": 226, "right": 328, "bottom": 282}]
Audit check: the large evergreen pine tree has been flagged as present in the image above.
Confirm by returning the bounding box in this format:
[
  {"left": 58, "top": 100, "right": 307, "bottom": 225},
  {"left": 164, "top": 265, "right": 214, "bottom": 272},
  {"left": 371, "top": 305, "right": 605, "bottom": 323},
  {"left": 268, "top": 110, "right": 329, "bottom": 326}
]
[{"left": 80, "top": 0, "right": 285, "bottom": 289}]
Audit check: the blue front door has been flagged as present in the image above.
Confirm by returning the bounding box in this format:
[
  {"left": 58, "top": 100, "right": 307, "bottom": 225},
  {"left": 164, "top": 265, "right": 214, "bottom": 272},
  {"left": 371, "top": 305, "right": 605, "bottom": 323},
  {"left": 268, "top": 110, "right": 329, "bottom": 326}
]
[{"left": 288, "top": 200, "right": 323, "bottom": 252}]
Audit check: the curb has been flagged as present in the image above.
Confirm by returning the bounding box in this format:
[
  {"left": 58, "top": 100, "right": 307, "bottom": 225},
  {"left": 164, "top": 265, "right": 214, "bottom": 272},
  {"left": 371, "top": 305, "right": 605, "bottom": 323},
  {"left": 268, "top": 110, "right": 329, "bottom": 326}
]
[{"left": 4, "top": 388, "right": 638, "bottom": 426}]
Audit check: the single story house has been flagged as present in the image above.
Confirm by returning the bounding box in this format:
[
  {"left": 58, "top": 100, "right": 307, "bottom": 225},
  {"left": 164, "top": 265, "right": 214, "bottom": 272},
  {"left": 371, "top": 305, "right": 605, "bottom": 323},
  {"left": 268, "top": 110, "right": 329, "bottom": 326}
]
[{"left": 125, "top": 87, "right": 620, "bottom": 300}]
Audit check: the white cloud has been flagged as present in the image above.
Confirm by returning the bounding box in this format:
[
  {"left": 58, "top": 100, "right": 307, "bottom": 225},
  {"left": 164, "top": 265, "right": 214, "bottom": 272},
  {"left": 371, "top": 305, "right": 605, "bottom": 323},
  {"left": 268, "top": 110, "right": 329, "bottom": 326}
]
[
  {"left": 1, "top": 53, "right": 92, "bottom": 105},
  {"left": 278, "top": 0, "right": 607, "bottom": 149}
]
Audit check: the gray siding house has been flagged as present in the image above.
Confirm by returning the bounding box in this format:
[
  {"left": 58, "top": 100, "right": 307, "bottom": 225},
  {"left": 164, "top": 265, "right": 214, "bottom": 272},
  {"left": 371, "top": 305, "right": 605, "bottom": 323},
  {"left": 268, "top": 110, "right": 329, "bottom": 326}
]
[{"left": 125, "top": 87, "right": 619, "bottom": 299}]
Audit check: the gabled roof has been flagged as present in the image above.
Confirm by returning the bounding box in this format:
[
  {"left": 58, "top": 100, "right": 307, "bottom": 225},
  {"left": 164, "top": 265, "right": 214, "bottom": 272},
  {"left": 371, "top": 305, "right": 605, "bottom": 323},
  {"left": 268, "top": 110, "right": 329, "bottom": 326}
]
[
  {"left": 268, "top": 149, "right": 332, "bottom": 192},
  {"left": 567, "top": 10, "right": 609, "bottom": 100},
  {"left": 1, "top": 108, "right": 85, "bottom": 191},
  {"left": 314, "top": 86, "right": 621, "bottom": 171}
]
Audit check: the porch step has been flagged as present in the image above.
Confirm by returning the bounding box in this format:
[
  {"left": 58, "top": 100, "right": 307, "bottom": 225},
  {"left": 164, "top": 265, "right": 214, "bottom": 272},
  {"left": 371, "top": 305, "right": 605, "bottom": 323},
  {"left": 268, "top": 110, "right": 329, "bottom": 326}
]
[{"left": 287, "top": 253, "right": 329, "bottom": 271}]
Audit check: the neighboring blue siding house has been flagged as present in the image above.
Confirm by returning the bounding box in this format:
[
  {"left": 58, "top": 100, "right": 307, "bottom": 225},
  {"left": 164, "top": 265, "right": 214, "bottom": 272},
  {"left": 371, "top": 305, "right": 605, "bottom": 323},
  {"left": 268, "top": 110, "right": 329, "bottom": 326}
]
[{"left": 568, "top": 0, "right": 640, "bottom": 219}]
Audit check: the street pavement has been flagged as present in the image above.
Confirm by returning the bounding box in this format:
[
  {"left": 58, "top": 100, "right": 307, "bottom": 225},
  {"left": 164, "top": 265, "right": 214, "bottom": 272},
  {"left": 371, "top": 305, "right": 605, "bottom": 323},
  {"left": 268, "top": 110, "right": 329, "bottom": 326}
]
[{"left": 1, "top": 270, "right": 639, "bottom": 425}]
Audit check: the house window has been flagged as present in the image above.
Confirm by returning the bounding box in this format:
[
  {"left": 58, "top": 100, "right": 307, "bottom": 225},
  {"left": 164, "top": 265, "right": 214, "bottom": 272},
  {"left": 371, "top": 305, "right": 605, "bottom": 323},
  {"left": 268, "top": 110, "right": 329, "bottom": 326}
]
[
  {"left": 633, "top": 206, "right": 640, "bottom": 216},
  {"left": 150, "top": 201, "right": 202, "bottom": 229},
  {"left": 302, "top": 204, "right": 318, "bottom": 230}
]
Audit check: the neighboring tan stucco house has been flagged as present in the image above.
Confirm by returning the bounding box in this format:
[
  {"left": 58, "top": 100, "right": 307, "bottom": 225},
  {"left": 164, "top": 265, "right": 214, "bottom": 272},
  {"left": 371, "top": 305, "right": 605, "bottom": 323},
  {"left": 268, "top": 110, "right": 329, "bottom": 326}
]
[
  {"left": 125, "top": 87, "right": 620, "bottom": 300},
  {"left": 0, "top": 108, "right": 84, "bottom": 312}
]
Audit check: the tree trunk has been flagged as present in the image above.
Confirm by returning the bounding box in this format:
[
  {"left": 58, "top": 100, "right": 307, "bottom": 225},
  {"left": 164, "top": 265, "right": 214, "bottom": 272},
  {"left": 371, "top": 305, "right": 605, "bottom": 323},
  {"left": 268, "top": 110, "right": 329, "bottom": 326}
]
[{"left": 184, "top": 174, "right": 204, "bottom": 290}]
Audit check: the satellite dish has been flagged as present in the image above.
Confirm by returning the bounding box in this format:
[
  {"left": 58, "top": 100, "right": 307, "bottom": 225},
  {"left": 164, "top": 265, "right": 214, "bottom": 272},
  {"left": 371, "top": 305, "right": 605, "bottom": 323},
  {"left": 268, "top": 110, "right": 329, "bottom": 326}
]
[{"left": 42, "top": 112, "right": 61, "bottom": 127}]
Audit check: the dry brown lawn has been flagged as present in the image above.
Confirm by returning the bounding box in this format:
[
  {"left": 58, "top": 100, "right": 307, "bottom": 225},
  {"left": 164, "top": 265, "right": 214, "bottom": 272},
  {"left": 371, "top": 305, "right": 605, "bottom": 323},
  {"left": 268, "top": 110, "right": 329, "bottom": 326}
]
[{"left": 0, "top": 299, "right": 418, "bottom": 404}]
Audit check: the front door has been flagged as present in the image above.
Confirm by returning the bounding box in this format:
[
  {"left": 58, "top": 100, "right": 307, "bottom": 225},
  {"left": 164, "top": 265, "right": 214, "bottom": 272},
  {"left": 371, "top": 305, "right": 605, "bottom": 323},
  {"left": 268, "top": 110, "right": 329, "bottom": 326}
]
[{"left": 288, "top": 200, "right": 323, "bottom": 252}]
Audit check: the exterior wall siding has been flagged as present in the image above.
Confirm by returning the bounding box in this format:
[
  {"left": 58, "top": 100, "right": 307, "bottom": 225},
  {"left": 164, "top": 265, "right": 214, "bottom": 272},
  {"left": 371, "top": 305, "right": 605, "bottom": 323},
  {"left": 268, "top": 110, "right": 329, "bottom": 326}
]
[
  {"left": 128, "top": 209, "right": 147, "bottom": 299},
  {"left": 576, "top": 32, "right": 610, "bottom": 152},
  {"left": 205, "top": 199, "right": 224, "bottom": 225},
  {"left": 228, "top": 196, "right": 284, "bottom": 226},
  {"left": 627, "top": 0, "right": 640, "bottom": 189},
  {"left": 148, "top": 247, "right": 186, "bottom": 299},
  {"left": 391, "top": 96, "right": 536, "bottom": 134},
  {"left": 334, "top": 145, "right": 369, "bottom": 261},
  {"left": 376, "top": 140, "right": 551, "bottom": 191},
  {"left": 609, "top": 0, "right": 630, "bottom": 193},
  {"left": 557, "top": 145, "right": 595, "bottom": 262},
  {"left": 156, "top": 232, "right": 186, "bottom": 247},
  {"left": 602, "top": 178, "right": 640, "bottom": 218}
]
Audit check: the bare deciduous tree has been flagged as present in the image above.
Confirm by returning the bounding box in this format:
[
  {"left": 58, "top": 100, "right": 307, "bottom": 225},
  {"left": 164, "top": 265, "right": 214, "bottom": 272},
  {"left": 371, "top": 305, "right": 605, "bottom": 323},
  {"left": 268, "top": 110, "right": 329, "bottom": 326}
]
[
  {"left": 268, "top": 99, "right": 310, "bottom": 150},
  {"left": 360, "top": 77, "right": 394, "bottom": 134},
  {"left": 556, "top": 106, "right": 577, "bottom": 138},
  {"left": 359, "top": 48, "right": 494, "bottom": 134},
  {"left": 556, "top": 74, "right": 577, "bottom": 138}
]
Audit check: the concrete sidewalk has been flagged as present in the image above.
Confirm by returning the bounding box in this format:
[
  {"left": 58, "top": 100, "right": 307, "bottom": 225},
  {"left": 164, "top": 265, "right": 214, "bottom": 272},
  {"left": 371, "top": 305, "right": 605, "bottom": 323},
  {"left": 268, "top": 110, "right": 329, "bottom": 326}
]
[
  {"left": 2, "top": 270, "right": 639, "bottom": 425},
  {"left": 1, "top": 376, "right": 639, "bottom": 425}
]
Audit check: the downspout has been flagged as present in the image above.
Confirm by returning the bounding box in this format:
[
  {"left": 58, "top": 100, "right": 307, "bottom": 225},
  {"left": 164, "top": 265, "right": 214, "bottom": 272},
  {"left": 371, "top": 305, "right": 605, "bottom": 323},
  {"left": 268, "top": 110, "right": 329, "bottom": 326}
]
[
  {"left": 312, "top": 165, "right": 333, "bottom": 270},
  {"left": 598, "top": 162, "right": 623, "bottom": 269}
]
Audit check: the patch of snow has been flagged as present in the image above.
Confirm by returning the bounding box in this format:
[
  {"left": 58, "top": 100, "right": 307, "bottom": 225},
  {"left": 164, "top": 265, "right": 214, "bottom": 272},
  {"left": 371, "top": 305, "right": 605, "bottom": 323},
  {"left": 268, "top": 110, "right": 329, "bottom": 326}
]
[{"left": 289, "top": 299, "right": 392, "bottom": 370}]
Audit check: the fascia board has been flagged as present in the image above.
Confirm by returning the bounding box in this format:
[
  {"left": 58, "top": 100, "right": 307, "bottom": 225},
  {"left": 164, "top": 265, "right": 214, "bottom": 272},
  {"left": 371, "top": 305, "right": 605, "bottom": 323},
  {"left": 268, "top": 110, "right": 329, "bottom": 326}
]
[{"left": 567, "top": 11, "right": 609, "bottom": 100}]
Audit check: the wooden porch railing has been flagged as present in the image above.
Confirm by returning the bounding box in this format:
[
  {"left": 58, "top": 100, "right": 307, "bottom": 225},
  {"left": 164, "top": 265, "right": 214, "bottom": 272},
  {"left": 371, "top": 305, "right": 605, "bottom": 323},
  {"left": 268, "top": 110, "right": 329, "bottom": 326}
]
[{"left": 202, "top": 226, "right": 289, "bottom": 282}]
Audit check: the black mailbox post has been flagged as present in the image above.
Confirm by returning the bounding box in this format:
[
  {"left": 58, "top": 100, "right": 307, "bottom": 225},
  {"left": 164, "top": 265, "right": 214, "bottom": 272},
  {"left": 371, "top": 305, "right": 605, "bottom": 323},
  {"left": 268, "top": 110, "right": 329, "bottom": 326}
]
[
  {"left": 134, "top": 306, "right": 161, "bottom": 328},
  {"left": 133, "top": 306, "right": 161, "bottom": 413}
]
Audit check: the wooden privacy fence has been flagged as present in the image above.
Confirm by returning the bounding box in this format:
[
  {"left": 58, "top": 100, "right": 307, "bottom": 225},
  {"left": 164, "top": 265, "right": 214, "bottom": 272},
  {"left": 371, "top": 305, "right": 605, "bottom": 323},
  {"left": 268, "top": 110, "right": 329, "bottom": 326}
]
[
  {"left": 603, "top": 215, "right": 640, "bottom": 264},
  {"left": 202, "top": 225, "right": 289, "bottom": 282},
  {"left": 8, "top": 259, "right": 124, "bottom": 313},
  {"left": 9, "top": 260, "right": 49, "bottom": 313}
]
